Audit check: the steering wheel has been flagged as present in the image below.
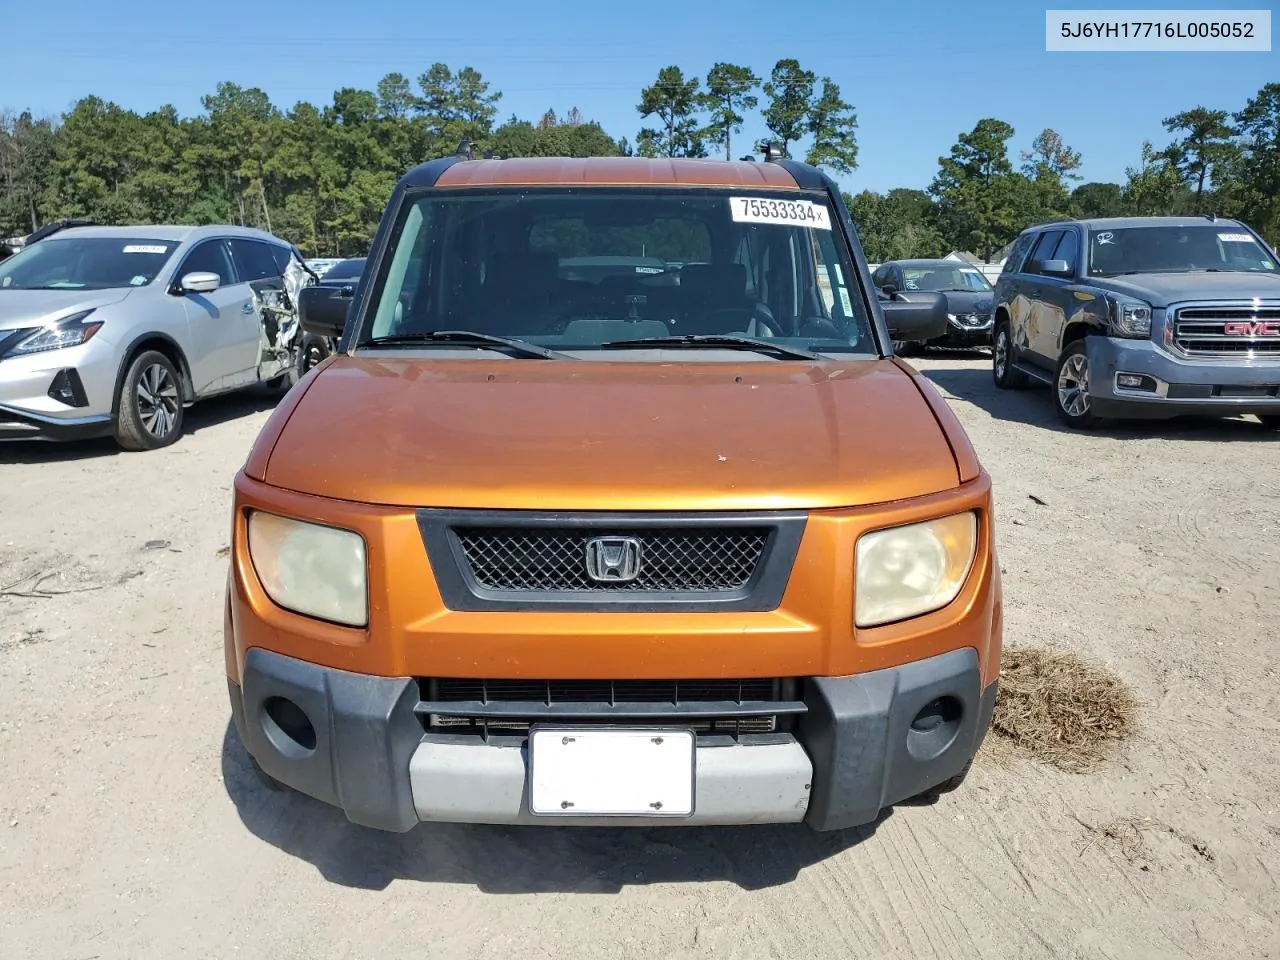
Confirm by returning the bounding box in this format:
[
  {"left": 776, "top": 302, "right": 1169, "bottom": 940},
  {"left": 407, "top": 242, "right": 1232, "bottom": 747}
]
[{"left": 696, "top": 306, "right": 783, "bottom": 337}]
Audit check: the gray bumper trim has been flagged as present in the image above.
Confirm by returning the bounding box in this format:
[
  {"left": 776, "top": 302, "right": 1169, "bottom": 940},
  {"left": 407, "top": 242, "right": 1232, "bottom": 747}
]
[
  {"left": 408, "top": 736, "right": 813, "bottom": 826},
  {"left": 801, "top": 647, "right": 991, "bottom": 831},
  {"left": 230, "top": 645, "right": 996, "bottom": 832}
]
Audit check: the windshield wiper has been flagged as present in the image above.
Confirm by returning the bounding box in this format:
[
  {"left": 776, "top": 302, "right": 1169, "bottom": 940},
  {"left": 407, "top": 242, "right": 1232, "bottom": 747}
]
[
  {"left": 361, "top": 330, "right": 572, "bottom": 360},
  {"left": 599, "top": 334, "right": 822, "bottom": 360}
]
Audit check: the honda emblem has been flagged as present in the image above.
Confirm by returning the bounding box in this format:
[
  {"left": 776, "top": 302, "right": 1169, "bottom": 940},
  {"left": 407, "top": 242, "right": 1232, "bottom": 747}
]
[{"left": 584, "top": 537, "right": 643, "bottom": 583}]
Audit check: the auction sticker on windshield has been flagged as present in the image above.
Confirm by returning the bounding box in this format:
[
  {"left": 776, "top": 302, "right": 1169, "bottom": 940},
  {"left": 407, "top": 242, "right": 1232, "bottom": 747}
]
[{"left": 730, "top": 197, "right": 831, "bottom": 230}]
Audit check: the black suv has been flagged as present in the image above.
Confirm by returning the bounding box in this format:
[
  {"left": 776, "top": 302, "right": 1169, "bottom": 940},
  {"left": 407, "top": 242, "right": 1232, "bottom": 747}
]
[{"left": 990, "top": 216, "right": 1280, "bottom": 429}]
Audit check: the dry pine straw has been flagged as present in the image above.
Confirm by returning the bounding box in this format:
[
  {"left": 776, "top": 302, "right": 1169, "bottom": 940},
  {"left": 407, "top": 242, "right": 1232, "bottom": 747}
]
[{"left": 988, "top": 645, "right": 1139, "bottom": 772}]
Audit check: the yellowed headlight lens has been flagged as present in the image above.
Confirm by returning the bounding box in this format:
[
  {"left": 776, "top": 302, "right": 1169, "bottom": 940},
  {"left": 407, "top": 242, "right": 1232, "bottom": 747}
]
[
  {"left": 247, "top": 511, "right": 368, "bottom": 627},
  {"left": 854, "top": 511, "right": 978, "bottom": 627}
]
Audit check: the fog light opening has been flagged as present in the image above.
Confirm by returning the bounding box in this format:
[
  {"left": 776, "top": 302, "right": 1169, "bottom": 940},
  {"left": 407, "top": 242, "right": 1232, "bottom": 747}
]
[
  {"left": 906, "top": 695, "right": 963, "bottom": 762},
  {"left": 47, "top": 368, "right": 89, "bottom": 408},
  {"left": 262, "top": 695, "right": 317, "bottom": 756},
  {"left": 1115, "top": 372, "right": 1158, "bottom": 394}
]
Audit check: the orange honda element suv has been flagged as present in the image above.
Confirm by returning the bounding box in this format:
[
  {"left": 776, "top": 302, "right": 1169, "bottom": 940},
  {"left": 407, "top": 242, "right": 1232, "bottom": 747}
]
[{"left": 225, "top": 148, "right": 1002, "bottom": 833}]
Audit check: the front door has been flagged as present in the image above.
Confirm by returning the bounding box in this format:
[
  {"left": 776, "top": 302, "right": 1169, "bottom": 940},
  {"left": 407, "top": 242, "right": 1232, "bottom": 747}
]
[
  {"left": 1017, "top": 230, "right": 1064, "bottom": 367},
  {"left": 178, "top": 239, "right": 259, "bottom": 393}
]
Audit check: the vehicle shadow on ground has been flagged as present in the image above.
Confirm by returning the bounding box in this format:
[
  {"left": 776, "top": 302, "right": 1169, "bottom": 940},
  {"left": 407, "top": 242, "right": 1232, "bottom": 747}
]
[
  {"left": 922, "top": 365, "right": 1278, "bottom": 443},
  {"left": 0, "top": 388, "right": 282, "bottom": 464},
  {"left": 219, "top": 722, "right": 904, "bottom": 893}
]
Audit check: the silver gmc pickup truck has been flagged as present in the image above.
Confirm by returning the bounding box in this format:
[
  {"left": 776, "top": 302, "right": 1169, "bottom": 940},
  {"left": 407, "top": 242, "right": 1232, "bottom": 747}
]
[{"left": 990, "top": 215, "right": 1280, "bottom": 429}]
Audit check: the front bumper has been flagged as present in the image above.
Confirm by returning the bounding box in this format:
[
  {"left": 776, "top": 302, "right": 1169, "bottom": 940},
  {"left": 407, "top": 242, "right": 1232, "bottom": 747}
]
[
  {"left": 931, "top": 316, "right": 993, "bottom": 347},
  {"left": 1087, "top": 337, "right": 1280, "bottom": 419},
  {"left": 0, "top": 339, "right": 117, "bottom": 440},
  {"left": 228, "top": 646, "right": 997, "bottom": 833}
]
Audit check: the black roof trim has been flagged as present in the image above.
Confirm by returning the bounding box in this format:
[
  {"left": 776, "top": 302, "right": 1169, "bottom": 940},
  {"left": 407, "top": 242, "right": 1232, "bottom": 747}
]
[
  {"left": 776, "top": 158, "right": 826, "bottom": 191},
  {"left": 398, "top": 154, "right": 467, "bottom": 191},
  {"left": 25, "top": 218, "right": 95, "bottom": 245}
]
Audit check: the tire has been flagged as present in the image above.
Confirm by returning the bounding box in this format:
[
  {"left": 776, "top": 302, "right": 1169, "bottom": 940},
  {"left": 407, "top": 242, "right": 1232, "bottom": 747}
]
[
  {"left": 295, "top": 332, "right": 331, "bottom": 378},
  {"left": 1054, "top": 340, "right": 1106, "bottom": 429},
  {"left": 992, "top": 322, "right": 1029, "bottom": 389},
  {"left": 113, "top": 350, "right": 185, "bottom": 451},
  {"left": 906, "top": 758, "right": 973, "bottom": 803}
]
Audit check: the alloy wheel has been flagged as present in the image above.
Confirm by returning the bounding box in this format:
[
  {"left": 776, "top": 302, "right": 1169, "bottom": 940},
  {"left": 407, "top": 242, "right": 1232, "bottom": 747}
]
[
  {"left": 136, "top": 362, "right": 180, "bottom": 439},
  {"left": 1057, "top": 353, "right": 1090, "bottom": 419}
]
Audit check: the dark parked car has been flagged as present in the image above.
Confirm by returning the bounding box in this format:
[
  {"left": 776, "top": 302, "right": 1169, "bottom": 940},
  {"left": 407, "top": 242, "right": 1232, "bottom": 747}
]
[
  {"left": 991, "top": 215, "right": 1280, "bottom": 429},
  {"left": 296, "top": 257, "right": 365, "bottom": 375},
  {"left": 871, "top": 259, "right": 994, "bottom": 349}
]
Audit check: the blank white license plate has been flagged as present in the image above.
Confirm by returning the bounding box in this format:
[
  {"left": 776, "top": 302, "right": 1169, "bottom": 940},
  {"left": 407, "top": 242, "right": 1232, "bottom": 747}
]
[{"left": 528, "top": 727, "right": 696, "bottom": 817}]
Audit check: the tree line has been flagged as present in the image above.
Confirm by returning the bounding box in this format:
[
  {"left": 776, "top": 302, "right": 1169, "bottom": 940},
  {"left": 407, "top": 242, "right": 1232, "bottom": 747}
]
[
  {"left": 851, "top": 83, "right": 1280, "bottom": 262},
  {"left": 1, "top": 63, "right": 1276, "bottom": 261}
]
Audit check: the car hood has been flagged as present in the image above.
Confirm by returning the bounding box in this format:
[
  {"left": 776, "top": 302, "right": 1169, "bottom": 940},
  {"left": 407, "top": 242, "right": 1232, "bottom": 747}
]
[
  {"left": 938, "top": 290, "right": 993, "bottom": 314},
  {"left": 0, "top": 288, "right": 135, "bottom": 331},
  {"left": 262, "top": 356, "right": 961, "bottom": 511},
  {"left": 1090, "top": 271, "right": 1280, "bottom": 305}
]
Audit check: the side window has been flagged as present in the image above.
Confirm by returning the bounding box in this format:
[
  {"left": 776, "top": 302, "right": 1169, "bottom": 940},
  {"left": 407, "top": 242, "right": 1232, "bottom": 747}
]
[
  {"left": 179, "top": 239, "right": 237, "bottom": 285},
  {"left": 1004, "top": 232, "right": 1037, "bottom": 275},
  {"left": 267, "top": 242, "right": 293, "bottom": 276},
  {"left": 1024, "top": 231, "right": 1064, "bottom": 275},
  {"left": 231, "top": 239, "right": 282, "bottom": 282},
  {"left": 1052, "top": 229, "right": 1079, "bottom": 276}
]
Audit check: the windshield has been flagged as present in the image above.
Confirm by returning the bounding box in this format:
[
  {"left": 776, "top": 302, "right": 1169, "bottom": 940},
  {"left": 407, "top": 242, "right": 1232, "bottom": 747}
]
[
  {"left": 899, "top": 265, "right": 992, "bottom": 292},
  {"left": 322, "top": 258, "right": 365, "bottom": 281},
  {"left": 358, "top": 188, "right": 875, "bottom": 357},
  {"left": 0, "top": 236, "right": 180, "bottom": 290},
  {"left": 1088, "top": 225, "right": 1278, "bottom": 276}
]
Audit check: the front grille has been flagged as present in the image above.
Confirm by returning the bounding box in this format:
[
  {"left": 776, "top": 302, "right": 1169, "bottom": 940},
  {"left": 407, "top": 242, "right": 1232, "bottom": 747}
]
[
  {"left": 417, "top": 509, "right": 807, "bottom": 612},
  {"left": 456, "top": 527, "right": 769, "bottom": 593},
  {"left": 417, "top": 676, "right": 802, "bottom": 738},
  {"left": 1173, "top": 304, "right": 1280, "bottom": 358},
  {"left": 952, "top": 313, "right": 992, "bottom": 328},
  {"left": 434, "top": 677, "right": 779, "bottom": 702}
]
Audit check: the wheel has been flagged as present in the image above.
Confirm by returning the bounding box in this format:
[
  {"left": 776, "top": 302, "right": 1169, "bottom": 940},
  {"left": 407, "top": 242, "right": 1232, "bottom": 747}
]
[
  {"left": 295, "top": 332, "right": 331, "bottom": 377},
  {"left": 113, "top": 350, "right": 184, "bottom": 451},
  {"left": 1054, "top": 340, "right": 1106, "bottom": 429},
  {"left": 992, "top": 323, "right": 1029, "bottom": 389},
  {"left": 932, "top": 758, "right": 973, "bottom": 795}
]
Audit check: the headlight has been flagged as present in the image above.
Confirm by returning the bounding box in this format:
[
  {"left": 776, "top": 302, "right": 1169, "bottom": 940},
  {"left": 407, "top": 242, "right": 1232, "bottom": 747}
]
[
  {"left": 247, "top": 511, "right": 368, "bottom": 626},
  {"left": 1107, "top": 295, "right": 1152, "bottom": 338},
  {"left": 854, "top": 512, "right": 978, "bottom": 627},
  {"left": 4, "top": 309, "right": 102, "bottom": 357}
]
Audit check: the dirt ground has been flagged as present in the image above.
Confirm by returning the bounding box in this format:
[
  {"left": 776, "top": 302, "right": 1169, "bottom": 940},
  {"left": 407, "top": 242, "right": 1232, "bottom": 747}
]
[{"left": 1, "top": 352, "right": 1278, "bottom": 960}]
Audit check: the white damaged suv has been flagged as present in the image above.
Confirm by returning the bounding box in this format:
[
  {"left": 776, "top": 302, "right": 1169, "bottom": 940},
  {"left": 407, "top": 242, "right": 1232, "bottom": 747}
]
[{"left": 0, "top": 222, "right": 315, "bottom": 450}]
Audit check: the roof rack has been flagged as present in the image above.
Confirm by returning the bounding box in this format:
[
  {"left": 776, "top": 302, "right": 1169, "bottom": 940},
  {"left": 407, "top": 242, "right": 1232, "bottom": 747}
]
[
  {"left": 456, "top": 140, "right": 476, "bottom": 160},
  {"left": 25, "top": 217, "right": 95, "bottom": 245},
  {"left": 740, "top": 154, "right": 756, "bottom": 162},
  {"left": 482, "top": 150, "right": 500, "bottom": 160},
  {"left": 761, "top": 142, "right": 785, "bottom": 163}
]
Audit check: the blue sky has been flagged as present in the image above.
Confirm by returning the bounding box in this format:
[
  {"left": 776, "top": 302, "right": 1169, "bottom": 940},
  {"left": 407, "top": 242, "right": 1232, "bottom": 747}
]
[{"left": 5, "top": 0, "right": 1275, "bottom": 195}]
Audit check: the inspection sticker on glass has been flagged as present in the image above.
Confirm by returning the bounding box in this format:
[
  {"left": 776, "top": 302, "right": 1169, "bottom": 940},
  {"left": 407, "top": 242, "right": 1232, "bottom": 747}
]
[
  {"left": 123, "top": 245, "right": 168, "bottom": 254},
  {"left": 730, "top": 197, "right": 831, "bottom": 230},
  {"left": 1218, "top": 232, "right": 1254, "bottom": 242}
]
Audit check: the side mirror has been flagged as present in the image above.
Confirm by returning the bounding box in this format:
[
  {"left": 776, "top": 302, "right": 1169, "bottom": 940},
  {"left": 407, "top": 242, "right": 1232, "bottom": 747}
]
[
  {"left": 180, "top": 271, "right": 220, "bottom": 294},
  {"left": 298, "top": 284, "right": 351, "bottom": 338},
  {"left": 881, "top": 291, "right": 948, "bottom": 342},
  {"left": 1038, "top": 258, "right": 1073, "bottom": 279}
]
